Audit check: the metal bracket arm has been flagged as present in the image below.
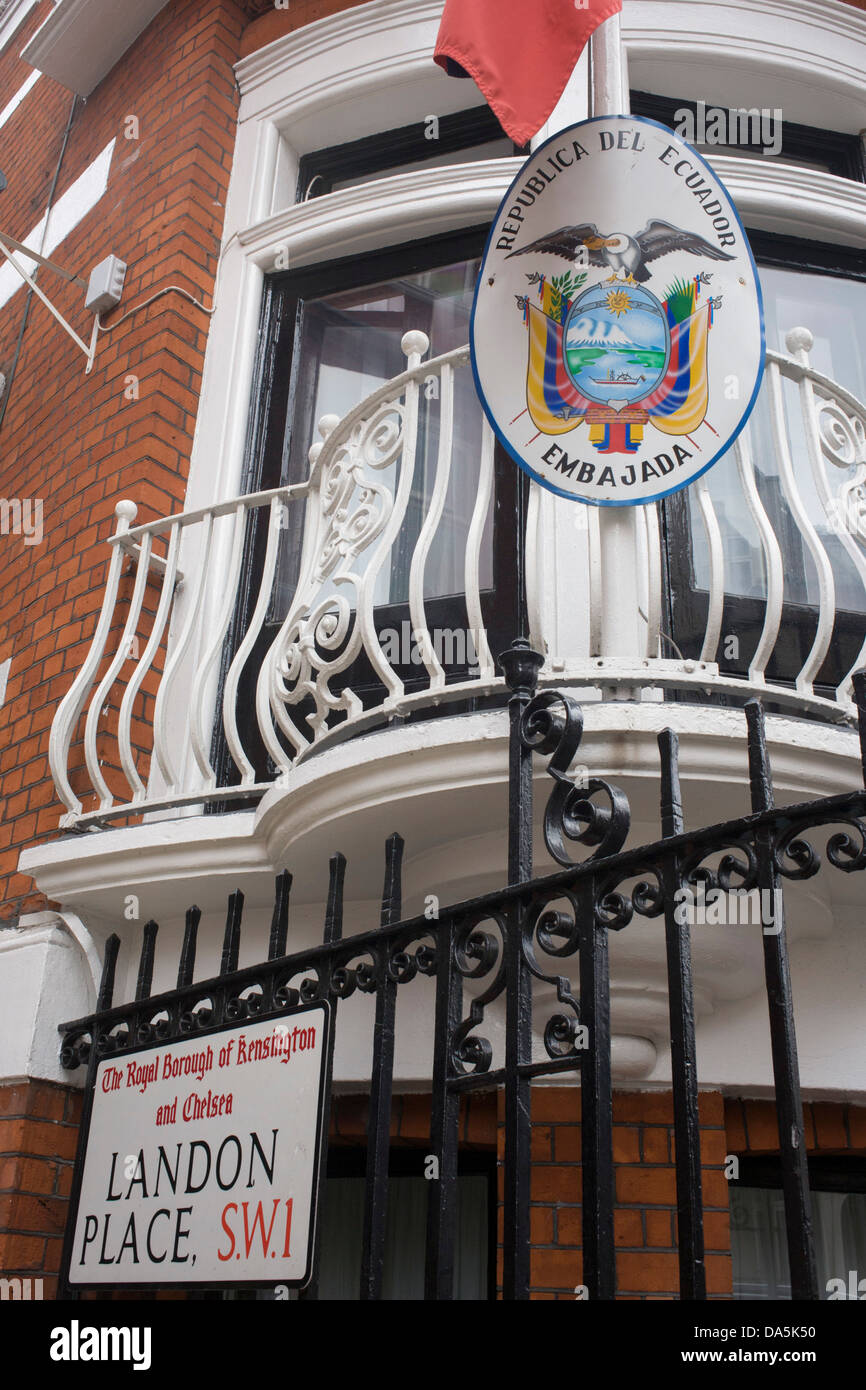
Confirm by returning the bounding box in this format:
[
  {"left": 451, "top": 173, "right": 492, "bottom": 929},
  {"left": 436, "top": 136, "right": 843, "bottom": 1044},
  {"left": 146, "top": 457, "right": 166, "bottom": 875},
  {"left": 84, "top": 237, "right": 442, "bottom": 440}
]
[{"left": 0, "top": 230, "right": 97, "bottom": 371}]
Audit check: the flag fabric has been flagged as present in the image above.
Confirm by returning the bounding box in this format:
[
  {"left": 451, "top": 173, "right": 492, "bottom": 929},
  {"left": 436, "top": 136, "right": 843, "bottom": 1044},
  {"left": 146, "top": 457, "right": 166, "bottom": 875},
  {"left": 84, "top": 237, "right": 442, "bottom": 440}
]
[
  {"left": 525, "top": 293, "right": 711, "bottom": 442},
  {"left": 434, "top": 0, "right": 623, "bottom": 146},
  {"left": 526, "top": 303, "right": 589, "bottom": 434},
  {"left": 644, "top": 303, "right": 711, "bottom": 436}
]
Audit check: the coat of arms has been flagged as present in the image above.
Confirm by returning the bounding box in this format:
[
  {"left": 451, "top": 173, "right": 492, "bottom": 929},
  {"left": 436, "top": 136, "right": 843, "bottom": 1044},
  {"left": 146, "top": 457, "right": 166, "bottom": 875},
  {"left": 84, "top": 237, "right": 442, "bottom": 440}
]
[{"left": 471, "top": 117, "right": 765, "bottom": 504}]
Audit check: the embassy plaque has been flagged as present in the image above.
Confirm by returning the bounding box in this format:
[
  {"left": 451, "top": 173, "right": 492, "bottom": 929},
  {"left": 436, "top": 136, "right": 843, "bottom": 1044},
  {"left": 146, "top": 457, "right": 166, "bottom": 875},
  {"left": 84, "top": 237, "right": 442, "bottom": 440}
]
[{"left": 471, "top": 115, "right": 765, "bottom": 505}]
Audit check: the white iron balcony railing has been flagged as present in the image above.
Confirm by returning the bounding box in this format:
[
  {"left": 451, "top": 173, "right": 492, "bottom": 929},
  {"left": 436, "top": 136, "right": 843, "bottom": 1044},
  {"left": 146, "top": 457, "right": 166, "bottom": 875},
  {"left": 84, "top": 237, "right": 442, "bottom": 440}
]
[{"left": 50, "top": 328, "right": 866, "bottom": 829}]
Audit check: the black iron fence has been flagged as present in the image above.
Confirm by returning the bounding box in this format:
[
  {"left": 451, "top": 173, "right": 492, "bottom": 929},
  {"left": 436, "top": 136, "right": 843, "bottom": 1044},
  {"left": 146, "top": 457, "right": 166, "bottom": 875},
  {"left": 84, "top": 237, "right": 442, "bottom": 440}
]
[{"left": 58, "top": 646, "right": 866, "bottom": 1299}]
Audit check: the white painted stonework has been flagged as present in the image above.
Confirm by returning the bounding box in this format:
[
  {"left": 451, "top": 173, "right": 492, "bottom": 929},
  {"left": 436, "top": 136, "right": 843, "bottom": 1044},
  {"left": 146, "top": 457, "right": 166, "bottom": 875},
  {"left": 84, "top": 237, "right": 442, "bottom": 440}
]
[
  {"left": 0, "top": 916, "right": 93, "bottom": 1084},
  {"left": 0, "top": 0, "right": 39, "bottom": 55},
  {"left": 21, "top": 0, "right": 170, "bottom": 97}
]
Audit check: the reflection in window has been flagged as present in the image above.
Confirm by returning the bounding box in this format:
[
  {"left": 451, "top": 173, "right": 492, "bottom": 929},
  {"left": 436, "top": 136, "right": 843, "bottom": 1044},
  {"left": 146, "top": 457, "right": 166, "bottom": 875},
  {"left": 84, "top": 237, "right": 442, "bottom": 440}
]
[
  {"left": 689, "top": 266, "right": 866, "bottom": 612},
  {"left": 329, "top": 139, "right": 515, "bottom": 193},
  {"left": 315, "top": 1173, "right": 489, "bottom": 1300},
  {"left": 277, "top": 259, "right": 490, "bottom": 613},
  {"left": 731, "top": 1185, "right": 866, "bottom": 1299}
]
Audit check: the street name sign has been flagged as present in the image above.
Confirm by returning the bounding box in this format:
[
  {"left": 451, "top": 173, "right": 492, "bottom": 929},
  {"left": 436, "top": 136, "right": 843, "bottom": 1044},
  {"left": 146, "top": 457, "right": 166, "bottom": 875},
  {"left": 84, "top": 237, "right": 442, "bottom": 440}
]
[{"left": 65, "top": 1003, "right": 329, "bottom": 1289}]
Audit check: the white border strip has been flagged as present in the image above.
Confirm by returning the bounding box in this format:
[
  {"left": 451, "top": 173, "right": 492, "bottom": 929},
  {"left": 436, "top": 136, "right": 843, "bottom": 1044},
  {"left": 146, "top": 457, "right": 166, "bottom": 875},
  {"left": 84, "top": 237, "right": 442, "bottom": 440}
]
[
  {"left": 0, "top": 69, "right": 39, "bottom": 129},
  {"left": 0, "top": 137, "right": 115, "bottom": 312}
]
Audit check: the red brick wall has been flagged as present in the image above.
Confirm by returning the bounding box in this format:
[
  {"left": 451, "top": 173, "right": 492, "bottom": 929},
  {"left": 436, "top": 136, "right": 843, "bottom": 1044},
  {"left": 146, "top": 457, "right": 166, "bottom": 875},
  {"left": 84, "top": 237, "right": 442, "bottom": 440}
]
[
  {"left": 501, "top": 1088, "right": 733, "bottom": 1300},
  {"left": 0, "top": 0, "right": 247, "bottom": 920},
  {"left": 328, "top": 1090, "right": 496, "bottom": 1148},
  {"left": 9, "top": 1084, "right": 864, "bottom": 1299},
  {"left": 0, "top": 1079, "right": 82, "bottom": 1299},
  {"left": 239, "top": 0, "right": 367, "bottom": 59},
  {"left": 726, "top": 1097, "right": 866, "bottom": 1158}
]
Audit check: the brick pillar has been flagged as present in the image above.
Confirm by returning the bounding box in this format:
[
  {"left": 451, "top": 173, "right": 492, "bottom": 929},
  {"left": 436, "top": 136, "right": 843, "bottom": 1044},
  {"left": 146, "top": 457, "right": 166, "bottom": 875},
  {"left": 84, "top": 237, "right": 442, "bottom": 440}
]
[{"left": 0, "top": 1080, "right": 82, "bottom": 1299}]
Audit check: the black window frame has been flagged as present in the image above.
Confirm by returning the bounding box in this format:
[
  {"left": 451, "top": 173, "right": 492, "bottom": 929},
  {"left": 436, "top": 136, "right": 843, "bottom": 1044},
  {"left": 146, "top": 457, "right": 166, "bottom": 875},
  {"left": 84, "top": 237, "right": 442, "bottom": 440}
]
[
  {"left": 630, "top": 90, "right": 866, "bottom": 183},
  {"left": 729, "top": 1155, "right": 866, "bottom": 1301},
  {"left": 732, "top": 1156, "right": 866, "bottom": 1195},
  {"left": 297, "top": 105, "right": 526, "bottom": 201}
]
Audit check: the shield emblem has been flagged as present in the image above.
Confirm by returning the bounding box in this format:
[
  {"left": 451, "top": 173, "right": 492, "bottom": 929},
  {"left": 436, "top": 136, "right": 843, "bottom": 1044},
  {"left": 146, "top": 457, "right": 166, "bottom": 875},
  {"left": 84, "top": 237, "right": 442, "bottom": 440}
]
[{"left": 563, "top": 282, "right": 670, "bottom": 410}]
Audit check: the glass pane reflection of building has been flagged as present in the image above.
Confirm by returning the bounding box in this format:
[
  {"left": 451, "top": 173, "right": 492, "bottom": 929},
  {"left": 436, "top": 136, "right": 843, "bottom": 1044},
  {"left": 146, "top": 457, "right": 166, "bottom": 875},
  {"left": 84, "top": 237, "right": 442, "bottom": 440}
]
[{"left": 690, "top": 267, "right": 866, "bottom": 614}]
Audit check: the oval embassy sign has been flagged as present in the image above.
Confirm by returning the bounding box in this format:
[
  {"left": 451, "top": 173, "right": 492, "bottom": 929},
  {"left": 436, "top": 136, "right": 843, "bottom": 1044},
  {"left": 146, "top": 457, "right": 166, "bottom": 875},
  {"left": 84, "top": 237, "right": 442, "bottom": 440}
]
[{"left": 471, "top": 115, "right": 765, "bottom": 506}]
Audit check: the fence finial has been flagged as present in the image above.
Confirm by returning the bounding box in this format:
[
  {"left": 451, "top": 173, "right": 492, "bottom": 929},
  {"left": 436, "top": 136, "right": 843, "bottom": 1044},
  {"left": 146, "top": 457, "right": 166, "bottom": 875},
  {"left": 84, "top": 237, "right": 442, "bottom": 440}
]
[
  {"left": 499, "top": 637, "right": 544, "bottom": 700},
  {"left": 220, "top": 891, "right": 244, "bottom": 976},
  {"left": 135, "top": 920, "right": 158, "bottom": 1002},
  {"left": 97, "top": 933, "right": 121, "bottom": 1012},
  {"left": 745, "top": 699, "right": 774, "bottom": 813},
  {"left": 381, "top": 834, "right": 404, "bottom": 928},
  {"left": 177, "top": 906, "right": 200, "bottom": 989},
  {"left": 325, "top": 853, "right": 346, "bottom": 946},
  {"left": 268, "top": 872, "right": 292, "bottom": 961},
  {"left": 658, "top": 728, "right": 684, "bottom": 838}
]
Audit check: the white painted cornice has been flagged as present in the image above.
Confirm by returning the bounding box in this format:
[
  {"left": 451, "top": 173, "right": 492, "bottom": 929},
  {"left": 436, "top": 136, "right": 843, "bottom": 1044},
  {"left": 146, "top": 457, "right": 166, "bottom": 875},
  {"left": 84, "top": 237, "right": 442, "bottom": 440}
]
[
  {"left": 19, "top": 811, "right": 263, "bottom": 918},
  {"left": 238, "top": 0, "right": 866, "bottom": 102},
  {"left": 710, "top": 156, "right": 866, "bottom": 247},
  {"left": 625, "top": 0, "right": 866, "bottom": 52},
  {"left": 236, "top": 150, "right": 866, "bottom": 273},
  {"left": 238, "top": 158, "right": 522, "bottom": 267},
  {"left": 236, "top": 0, "right": 443, "bottom": 92},
  {"left": 235, "top": 0, "right": 464, "bottom": 140},
  {"left": 236, "top": 0, "right": 866, "bottom": 139},
  {"left": 623, "top": 0, "right": 866, "bottom": 73},
  {"left": 623, "top": 0, "right": 866, "bottom": 129},
  {"left": 21, "top": 704, "right": 863, "bottom": 920}
]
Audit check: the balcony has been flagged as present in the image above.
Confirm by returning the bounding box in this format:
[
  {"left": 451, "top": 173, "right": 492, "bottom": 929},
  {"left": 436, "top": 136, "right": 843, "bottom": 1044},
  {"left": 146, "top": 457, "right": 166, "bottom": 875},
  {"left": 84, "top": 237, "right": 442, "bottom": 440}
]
[{"left": 49, "top": 324, "right": 866, "bottom": 832}]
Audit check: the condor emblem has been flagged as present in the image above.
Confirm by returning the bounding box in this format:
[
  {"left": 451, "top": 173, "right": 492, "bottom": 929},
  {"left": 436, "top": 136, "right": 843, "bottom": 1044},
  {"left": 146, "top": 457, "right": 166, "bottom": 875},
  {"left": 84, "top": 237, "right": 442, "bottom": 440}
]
[{"left": 471, "top": 115, "right": 765, "bottom": 505}]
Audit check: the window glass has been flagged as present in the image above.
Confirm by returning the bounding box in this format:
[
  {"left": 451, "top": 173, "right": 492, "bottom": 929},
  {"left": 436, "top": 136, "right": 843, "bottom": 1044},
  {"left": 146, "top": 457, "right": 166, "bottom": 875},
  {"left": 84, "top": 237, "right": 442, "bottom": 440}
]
[
  {"left": 629, "top": 92, "right": 864, "bottom": 182},
  {"left": 688, "top": 266, "right": 866, "bottom": 612},
  {"left": 314, "top": 1173, "right": 489, "bottom": 1300},
  {"left": 278, "top": 258, "right": 491, "bottom": 611},
  {"left": 731, "top": 1185, "right": 866, "bottom": 1298},
  {"left": 329, "top": 139, "right": 515, "bottom": 192}
]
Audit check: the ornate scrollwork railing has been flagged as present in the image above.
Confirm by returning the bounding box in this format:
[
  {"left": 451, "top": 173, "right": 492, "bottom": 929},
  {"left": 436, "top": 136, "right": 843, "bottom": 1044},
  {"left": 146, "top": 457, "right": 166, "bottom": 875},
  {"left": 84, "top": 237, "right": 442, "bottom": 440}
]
[{"left": 48, "top": 323, "right": 866, "bottom": 827}]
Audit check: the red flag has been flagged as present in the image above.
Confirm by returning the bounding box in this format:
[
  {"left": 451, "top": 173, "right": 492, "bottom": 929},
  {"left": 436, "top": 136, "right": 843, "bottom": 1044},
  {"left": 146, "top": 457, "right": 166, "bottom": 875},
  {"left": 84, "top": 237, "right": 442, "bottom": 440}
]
[{"left": 434, "top": 0, "right": 622, "bottom": 146}]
